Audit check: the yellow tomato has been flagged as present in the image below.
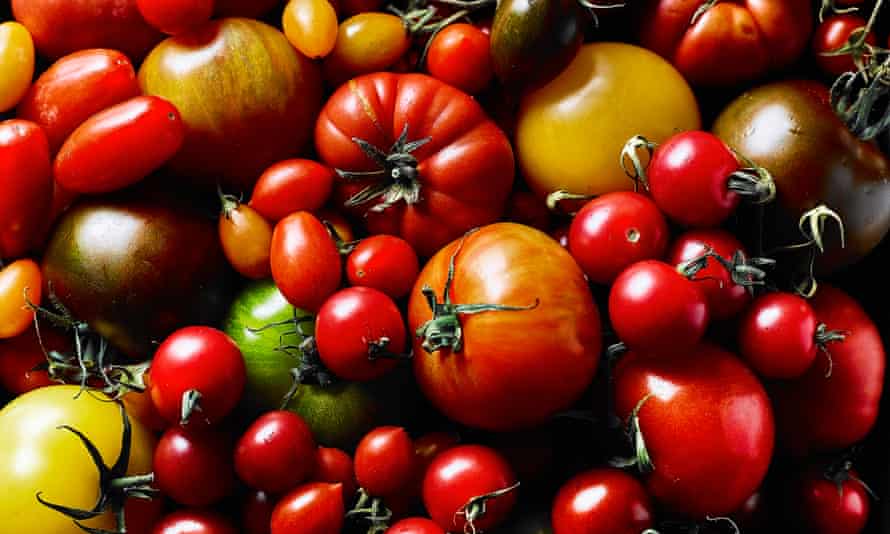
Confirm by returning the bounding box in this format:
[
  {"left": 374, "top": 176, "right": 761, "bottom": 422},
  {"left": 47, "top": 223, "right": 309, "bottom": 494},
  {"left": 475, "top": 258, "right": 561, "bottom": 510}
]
[
  {"left": 0, "top": 385, "right": 155, "bottom": 534},
  {"left": 0, "top": 258, "right": 42, "bottom": 339},
  {"left": 516, "top": 42, "right": 700, "bottom": 198},
  {"left": 324, "top": 13, "right": 409, "bottom": 83},
  {"left": 283, "top": 0, "right": 339, "bottom": 59},
  {"left": 0, "top": 22, "right": 34, "bottom": 112}
]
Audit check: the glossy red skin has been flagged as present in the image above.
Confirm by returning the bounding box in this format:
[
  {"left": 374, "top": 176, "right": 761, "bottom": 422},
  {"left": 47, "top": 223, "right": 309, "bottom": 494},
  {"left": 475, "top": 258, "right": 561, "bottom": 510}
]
[
  {"left": 242, "top": 491, "right": 276, "bottom": 534},
  {"left": 423, "top": 445, "right": 517, "bottom": 533},
  {"left": 647, "top": 131, "right": 740, "bottom": 227},
  {"left": 738, "top": 292, "right": 818, "bottom": 379},
  {"left": 137, "top": 0, "right": 214, "bottom": 35},
  {"left": 771, "top": 285, "right": 885, "bottom": 456},
  {"left": 796, "top": 468, "right": 870, "bottom": 534},
  {"left": 250, "top": 160, "right": 335, "bottom": 222},
  {"left": 271, "top": 483, "right": 345, "bottom": 534},
  {"left": 614, "top": 343, "right": 775, "bottom": 517},
  {"left": 609, "top": 260, "right": 709, "bottom": 356},
  {"left": 346, "top": 236, "right": 419, "bottom": 299},
  {"left": 153, "top": 510, "right": 238, "bottom": 534},
  {"left": 387, "top": 518, "right": 446, "bottom": 534},
  {"left": 11, "top": 0, "right": 162, "bottom": 60},
  {"left": 504, "top": 191, "right": 551, "bottom": 231},
  {"left": 0, "top": 326, "right": 67, "bottom": 394},
  {"left": 125, "top": 496, "right": 164, "bottom": 534},
  {"left": 313, "top": 447, "right": 357, "bottom": 498},
  {"left": 235, "top": 411, "right": 318, "bottom": 494},
  {"left": 813, "top": 15, "right": 875, "bottom": 76},
  {"left": 153, "top": 426, "right": 237, "bottom": 507},
  {"left": 569, "top": 192, "right": 668, "bottom": 285},
  {"left": 150, "top": 326, "right": 246, "bottom": 426},
  {"left": 551, "top": 468, "right": 654, "bottom": 534},
  {"left": 55, "top": 96, "right": 185, "bottom": 194},
  {"left": 427, "top": 24, "right": 493, "bottom": 94},
  {"left": 270, "top": 212, "right": 342, "bottom": 313},
  {"left": 316, "top": 287, "right": 406, "bottom": 381},
  {"left": 666, "top": 229, "right": 750, "bottom": 320},
  {"left": 316, "top": 73, "right": 515, "bottom": 258},
  {"left": 640, "top": 0, "right": 813, "bottom": 86},
  {"left": 0, "top": 120, "right": 52, "bottom": 260},
  {"left": 355, "top": 426, "right": 417, "bottom": 497},
  {"left": 414, "top": 432, "right": 460, "bottom": 472}
]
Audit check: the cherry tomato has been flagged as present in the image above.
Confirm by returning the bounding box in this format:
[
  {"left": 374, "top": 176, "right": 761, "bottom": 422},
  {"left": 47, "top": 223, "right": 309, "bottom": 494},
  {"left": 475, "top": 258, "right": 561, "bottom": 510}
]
[
  {"left": 153, "top": 510, "right": 238, "bottom": 534},
  {"left": 813, "top": 14, "right": 875, "bottom": 76},
  {"left": 423, "top": 445, "right": 517, "bottom": 533},
  {"left": 250, "top": 159, "right": 335, "bottom": 222},
  {"left": 122, "top": 380, "right": 169, "bottom": 433},
  {"left": 137, "top": 0, "right": 214, "bottom": 35},
  {"left": 313, "top": 447, "right": 357, "bottom": 498},
  {"left": 414, "top": 432, "right": 460, "bottom": 472},
  {"left": 0, "top": 259, "right": 41, "bottom": 339},
  {"left": 551, "top": 468, "right": 654, "bottom": 534},
  {"left": 504, "top": 191, "right": 551, "bottom": 231},
  {"left": 0, "top": 325, "right": 65, "bottom": 394},
  {"left": 271, "top": 482, "right": 345, "bottom": 534},
  {"left": 283, "top": 0, "right": 339, "bottom": 59},
  {"left": 609, "top": 260, "right": 709, "bottom": 356},
  {"left": 219, "top": 200, "right": 273, "bottom": 279},
  {"left": 242, "top": 491, "right": 276, "bottom": 534},
  {"left": 150, "top": 326, "right": 246, "bottom": 426},
  {"left": 270, "top": 211, "right": 342, "bottom": 313},
  {"left": 235, "top": 411, "right": 318, "bottom": 494},
  {"left": 568, "top": 192, "right": 669, "bottom": 285},
  {"left": 153, "top": 426, "right": 236, "bottom": 507},
  {"left": 427, "top": 23, "right": 493, "bottom": 94},
  {"left": 387, "top": 518, "right": 446, "bottom": 534},
  {"left": 323, "top": 13, "right": 411, "bottom": 85},
  {"left": 355, "top": 426, "right": 416, "bottom": 497},
  {"left": 795, "top": 467, "right": 870, "bottom": 534},
  {"left": 0, "top": 22, "right": 34, "bottom": 112},
  {"left": 346, "top": 236, "right": 419, "bottom": 299}
]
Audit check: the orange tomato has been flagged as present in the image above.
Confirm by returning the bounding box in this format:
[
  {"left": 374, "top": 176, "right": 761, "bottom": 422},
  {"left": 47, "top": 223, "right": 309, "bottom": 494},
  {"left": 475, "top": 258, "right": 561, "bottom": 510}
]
[
  {"left": 0, "top": 259, "right": 42, "bottom": 339},
  {"left": 220, "top": 202, "right": 274, "bottom": 279}
]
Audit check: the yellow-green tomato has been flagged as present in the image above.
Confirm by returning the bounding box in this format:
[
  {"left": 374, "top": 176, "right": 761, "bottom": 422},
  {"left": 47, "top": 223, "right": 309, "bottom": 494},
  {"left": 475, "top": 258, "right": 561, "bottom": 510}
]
[
  {"left": 0, "top": 22, "right": 35, "bottom": 112},
  {"left": 325, "top": 13, "right": 410, "bottom": 82},
  {"left": 516, "top": 42, "right": 700, "bottom": 199},
  {"left": 283, "top": 0, "right": 339, "bottom": 59}
]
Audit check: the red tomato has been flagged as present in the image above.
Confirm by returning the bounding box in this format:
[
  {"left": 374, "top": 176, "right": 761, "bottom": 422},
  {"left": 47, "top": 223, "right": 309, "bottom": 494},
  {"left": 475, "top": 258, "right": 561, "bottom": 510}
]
[
  {"left": 346, "top": 235, "right": 420, "bottom": 299},
  {"left": 315, "top": 73, "right": 515, "bottom": 258},
  {"left": 153, "top": 510, "right": 238, "bottom": 534},
  {"left": 250, "top": 159, "right": 335, "bottom": 222},
  {"left": 153, "top": 426, "right": 236, "bottom": 507},
  {"left": 54, "top": 96, "right": 184, "bottom": 194},
  {"left": 137, "top": 0, "right": 214, "bottom": 35},
  {"left": 414, "top": 432, "right": 460, "bottom": 472},
  {"left": 149, "top": 326, "right": 246, "bottom": 426},
  {"left": 318, "top": 210, "right": 355, "bottom": 242},
  {"left": 771, "top": 285, "right": 885, "bottom": 456},
  {"left": 0, "top": 325, "right": 65, "bottom": 394},
  {"left": 423, "top": 445, "right": 517, "bottom": 533},
  {"left": 122, "top": 382, "right": 169, "bottom": 433},
  {"left": 0, "top": 119, "right": 52, "bottom": 260},
  {"left": 614, "top": 343, "right": 774, "bottom": 517},
  {"left": 504, "top": 191, "right": 551, "bottom": 231},
  {"left": 387, "top": 518, "right": 446, "bottom": 534},
  {"left": 568, "top": 192, "right": 669, "bottom": 285},
  {"left": 271, "top": 483, "right": 345, "bottom": 534},
  {"left": 640, "top": 0, "right": 813, "bottom": 86},
  {"left": 270, "top": 211, "right": 342, "bottom": 313},
  {"left": 242, "top": 491, "right": 276, "bottom": 534},
  {"left": 813, "top": 14, "right": 875, "bottom": 76},
  {"left": 235, "top": 411, "right": 318, "bottom": 494},
  {"left": 219, "top": 200, "right": 273, "bottom": 279},
  {"left": 795, "top": 467, "right": 870, "bottom": 534},
  {"left": 313, "top": 447, "right": 357, "bottom": 498},
  {"left": 426, "top": 23, "right": 493, "bottom": 94},
  {"left": 551, "top": 468, "right": 654, "bottom": 534},
  {"left": 355, "top": 426, "right": 416, "bottom": 497}
]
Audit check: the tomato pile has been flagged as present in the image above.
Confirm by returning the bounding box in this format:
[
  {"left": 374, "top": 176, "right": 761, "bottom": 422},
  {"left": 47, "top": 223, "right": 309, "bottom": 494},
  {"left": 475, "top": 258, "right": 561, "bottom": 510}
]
[{"left": 1, "top": 0, "right": 890, "bottom": 533}]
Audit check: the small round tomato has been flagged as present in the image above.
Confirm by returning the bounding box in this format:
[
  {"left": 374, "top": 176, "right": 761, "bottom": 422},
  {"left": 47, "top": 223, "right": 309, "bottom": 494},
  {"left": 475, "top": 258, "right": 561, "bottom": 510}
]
[
  {"left": 427, "top": 23, "right": 493, "bottom": 94},
  {"left": 313, "top": 447, "right": 357, "bottom": 497},
  {"left": 324, "top": 13, "right": 410, "bottom": 85},
  {"left": 154, "top": 426, "right": 236, "bottom": 507},
  {"left": 243, "top": 491, "right": 277, "bottom": 534},
  {"left": 795, "top": 467, "right": 870, "bottom": 534},
  {"left": 355, "top": 426, "right": 416, "bottom": 497},
  {"left": 153, "top": 510, "right": 238, "bottom": 534},
  {"left": 219, "top": 199, "right": 273, "bottom": 279},
  {"left": 568, "top": 192, "right": 669, "bottom": 285},
  {"left": 250, "top": 160, "right": 335, "bottom": 222},
  {"left": 813, "top": 14, "right": 875, "bottom": 76},
  {"left": 271, "top": 483, "right": 345, "bottom": 534},
  {"left": 235, "top": 411, "right": 318, "bottom": 494},
  {"left": 504, "top": 191, "right": 551, "bottom": 231},
  {"left": 387, "top": 518, "right": 446, "bottom": 534},
  {"left": 137, "top": 0, "right": 214, "bottom": 35},
  {"left": 346, "top": 236, "right": 419, "bottom": 299},
  {"left": 283, "top": 0, "right": 339, "bottom": 59},
  {"left": 271, "top": 211, "right": 342, "bottom": 313},
  {"left": 0, "top": 22, "right": 34, "bottom": 112},
  {"left": 0, "top": 325, "right": 62, "bottom": 394},
  {"left": 551, "top": 468, "right": 654, "bottom": 534},
  {"left": 0, "top": 259, "right": 42, "bottom": 339},
  {"left": 423, "top": 445, "right": 517, "bottom": 533},
  {"left": 414, "top": 432, "right": 460, "bottom": 472}
]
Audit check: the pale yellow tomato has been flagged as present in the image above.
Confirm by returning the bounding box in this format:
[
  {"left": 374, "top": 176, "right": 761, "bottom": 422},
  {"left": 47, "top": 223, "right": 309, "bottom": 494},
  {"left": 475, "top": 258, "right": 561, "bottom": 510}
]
[
  {"left": 0, "top": 22, "right": 35, "bottom": 112},
  {"left": 283, "top": 0, "right": 339, "bottom": 59}
]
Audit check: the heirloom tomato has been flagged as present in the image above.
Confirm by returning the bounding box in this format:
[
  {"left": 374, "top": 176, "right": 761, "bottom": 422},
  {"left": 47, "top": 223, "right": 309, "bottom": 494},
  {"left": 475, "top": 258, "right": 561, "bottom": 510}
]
[{"left": 0, "top": 22, "right": 34, "bottom": 113}]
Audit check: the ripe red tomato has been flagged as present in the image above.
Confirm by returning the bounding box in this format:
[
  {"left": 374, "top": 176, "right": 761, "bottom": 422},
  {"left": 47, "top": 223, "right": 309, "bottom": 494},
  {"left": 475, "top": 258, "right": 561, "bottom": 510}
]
[
  {"left": 315, "top": 73, "right": 514, "bottom": 258},
  {"left": 271, "top": 483, "right": 345, "bottom": 534},
  {"left": 137, "top": 0, "right": 214, "bottom": 35},
  {"left": 316, "top": 287, "right": 407, "bottom": 382},
  {"left": 423, "top": 445, "right": 517, "bottom": 533},
  {"left": 346, "top": 235, "right": 420, "bottom": 299},
  {"left": 149, "top": 326, "right": 246, "bottom": 426},
  {"left": 250, "top": 160, "right": 335, "bottom": 222},
  {"left": 313, "top": 447, "right": 357, "bottom": 498},
  {"left": 426, "top": 23, "right": 494, "bottom": 94},
  {"left": 551, "top": 468, "right": 654, "bottom": 534},
  {"left": 0, "top": 325, "right": 65, "bottom": 394},
  {"left": 270, "top": 211, "right": 342, "bottom": 313},
  {"left": 355, "top": 426, "right": 416, "bottom": 497},
  {"left": 568, "top": 192, "right": 669, "bottom": 285},
  {"left": 153, "top": 426, "right": 236, "bottom": 507},
  {"left": 235, "top": 411, "right": 318, "bottom": 494},
  {"left": 242, "top": 491, "right": 276, "bottom": 534},
  {"left": 387, "top": 518, "right": 446, "bottom": 534},
  {"left": 614, "top": 343, "right": 774, "bottom": 517},
  {"left": 795, "top": 466, "right": 870, "bottom": 534},
  {"left": 813, "top": 14, "right": 875, "bottom": 76},
  {"left": 414, "top": 432, "right": 460, "bottom": 473},
  {"left": 504, "top": 191, "right": 551, "bottom": 231},
  {"left": 153, "top": 510, "right": 237, "bottom": 534}
]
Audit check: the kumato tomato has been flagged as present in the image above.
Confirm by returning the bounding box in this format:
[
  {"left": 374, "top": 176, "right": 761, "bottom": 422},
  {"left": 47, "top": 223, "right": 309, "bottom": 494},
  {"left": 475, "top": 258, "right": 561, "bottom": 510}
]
[{"left": 0, "top": 22, "right": 34, "bottom": 113}]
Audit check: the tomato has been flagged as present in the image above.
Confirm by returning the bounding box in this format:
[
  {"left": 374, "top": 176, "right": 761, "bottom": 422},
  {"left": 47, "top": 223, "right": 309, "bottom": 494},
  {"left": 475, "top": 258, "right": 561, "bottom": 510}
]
[
  {"left": 770, "top": 285, "right": 885, "bottom": 456},
  {"left": 122, "top": 381, "right": 168, "bottom": 433},
  {"left": 794, "top": 466, "right": 870, "bottom": 534},
  {"left": 137, "top": 0, "right": 214, "bottom": 35},
  {"left": 271, "top": 211, "right": 342, "bottom": 313},
  {"left": 153, "top": 510, "right": 238, "bottom": 534},
  {"left": 318, "top": 210, "right": 355, "bottom": 242},
  {"left": 355, "top": 426, "right": 416, "bottom": 497},
  {"left": 150, "top": 326, "right": 245, "bottom": 426},
  {"left": 414, "top": 432, "right": 459, "bottom": 473},
  {"left": 242, "top": 491, "right": 276, "bottom": 534},
  {"left": 568, "top": 192, "right": 668, "bottom": 285},
  {"left": 313, "top": 447, "right": 357, "bottom": 497},
  {"left": 423, "top": 445, "right": 517, "bottom": 533},
  {"left": 641, "top": 0, "right": 812, "bottom": 86},
  {"left": 427, "top": 24, "right": 493, "bottom": 94},
  {"left": 283, "top": 0, "right": 339, "bottom": 59},
  {"left": 551, "top": 468, "right": 654, "bottom": 534},
  {"left": 614, "top": 343, "right": 774, "bottom": 517},
  {"left": 323, "top": 14, "right": 410, "bottom": 85},
  {"left": 387, "top": 518, "right": 446, "bottom": 534},
  {"left": 504, "top": 191, "right": 551, "bottom": 232},
  {"left": 813, "top": 14, "right": 875, "bottom": 76},
  {"left": 0, "top": 22, "right": 33, "bottom": 113},
  {"left": 0, "top": 325, "right": 62, "bottom": 394},
  {"left": 316, "top": 73, "right": 515, "bottom": 258},
  {"left": 139, "top": 18, "right": 323, "bottom": 191},
  {"left": 54, "top": 96, "right": 184, "bottom": 194},
  {"left": 219, "top": 199, "right": 273, "bottom": 279},
  {"left": 0, "top": 119, "right": 52, "bottom": 260},
  {"left": 235, "top": 411, "right": 318, "bottom": 494},
  {"left": 0, "top": 259, "right": 42, "bottom": 339},
  {"left": 0, "top": 385, "right": 155, "bottom": 534},
  {"left": 271, "top": 483, "right": 345, "bottom": 534},
  {"left": 346, "top": 235, "right": 419, "bottom": 299},
  {"left": 250, "top": 159, "right": 335, "bottom": 222},
  {"left": 153, "top": 425, "right": 236, "bottom": 507}
]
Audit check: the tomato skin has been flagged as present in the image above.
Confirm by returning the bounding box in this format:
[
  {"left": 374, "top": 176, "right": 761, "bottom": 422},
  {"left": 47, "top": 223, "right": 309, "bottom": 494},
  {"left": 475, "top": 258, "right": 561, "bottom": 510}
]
[
  {"left": 795, "top": 468, "right": 870, "bottom": 534},
  {"left": 54, "top": 96, "right": 184, "bottom": 194},
  {"left": 0, "top": 326, "right": 62, "bottom": 394},
  {"left": 738, "top": 292, "right": 819, "bottom": 379},
  {"left": 283, "top": 0, "right": 339, "bottom": 59},
  {"left": 0, "top": 119, "right": 52, "bottom": 260},
  {"left": 271, "top": 483, "right": 345, "bottom": 534},
  {"left": 313, "top": 447, "right": 357, "bottom": 497},
  {"left": 551, "top": 468, "right": 654, "bottom": 534},
  {"left": 427, "top": 24, "right": 493, "bottom": 94},
  {"left": 355, "top": 426, "right": 416, "bottom": 497},
  {"left": 154, "top": 426, "right": 236, "bottom": 507},
  {"left": 614, "top": 344, "right": 774, "bottom": 517},
  {"left": 242, "top": 491, "right": 276, "bottom": 534},
  {"left": 346, "top": 236, "right": 420, "bottom": 299},
  {"left": 0, "top": 22, "right": 34, "bottom": 113},
  {"left": 414, "top": 432, "right": 459, "bottom": 472},
  {"left": 813, "top": 15, "right": 875, "bottom": 76},
  {"left": 568, "top": 192, "right": 669, "bottom": 285},
  {"left": 153, "top": 510, "right": 238, "bottom": 534},
  {"left": 324, "top": 14, "right": 410, "bottom": 84},
  {"left": 235, "top": 411, "right": 318, "bottom": 494},
  {"left": 250, "top": 159, "right": 335, "bottom": 222},
  {"left": 0, "top": 259, "right": 42, "bottom": 339},
  {"left": 137, "top": 0, "right": 215, "bottom": 36},
  {"left": 219, "top": 203, "right": 273, "bottom": 279},
  {"left": 387, "top": 518, "right": 446, "bottom": 534},
  {"left": 270, "top": 211, "right": 342, "bottom": 313}
]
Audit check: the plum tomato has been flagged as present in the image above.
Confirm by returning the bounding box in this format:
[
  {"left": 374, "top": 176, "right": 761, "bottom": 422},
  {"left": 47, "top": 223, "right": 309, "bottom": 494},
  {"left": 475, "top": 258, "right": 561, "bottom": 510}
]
[
  {"left": 153, "top": 425, "right": 236, "bottom": 507},
  {"left": 346, "top": 236, "right": 420, "bottom": 299},
  {"left": 219, "top": 197, "right": 273, "bottom": 280},
  {"left": 551, "top": 468, "right": 654, "bottom": 534},
  {"left": 235, "top": 411, "right": 318, "bottom": 494},
  {"left": 137, "top": 0, "right": 214, "bottom": 36},
  {"left": 0, "top": 259, "right": 42, "bottom": 339},
  {"left": 250, "top": 160, "right": 335, "bottom": 222},
  {"left": 355, "top": 426, "right": 417, "bottom": 497},
  {"left": 283, "top": 0, "right": 339, "bottom": 59},
  {"left": 271, "top": 482, "right": 345, "bottom": 534},
  {"left": 426, "top": 23, "right": 493, "bottom": 94}
]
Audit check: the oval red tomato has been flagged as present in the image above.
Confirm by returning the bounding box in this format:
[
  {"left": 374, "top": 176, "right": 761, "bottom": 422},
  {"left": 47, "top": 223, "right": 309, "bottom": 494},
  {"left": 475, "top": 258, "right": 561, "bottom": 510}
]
[
  {"left": 354, "top": 426, "right": 416, "bottom": 498},
  {"left": 0, "top": 120, "right": 52, "bottom": 260},
  {"left": 271, "top": 483, "right": 344, "bottom": 534},
  {"left": 250, "top": 159, "right": 335, "bottom": 222}
]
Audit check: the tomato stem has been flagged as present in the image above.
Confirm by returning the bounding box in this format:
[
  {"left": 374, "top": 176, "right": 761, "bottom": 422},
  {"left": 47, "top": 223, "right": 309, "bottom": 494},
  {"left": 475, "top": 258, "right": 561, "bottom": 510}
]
[
  {"left": 703, "top": 515, "right": 740, "bottom": 534},
  {"left": 217, "top": 183, "right": 241, "bottom": 219},
  {"left": 689, "top": 0, "right": 719, "bottom": 25},
  {"left": 819, "top": 0, "right": 860, "bottom": 22},
  {"left": 620, "top": 135, "right": 655, "bottom": 191},
  {"left": 323, "top": 220, "right": 362, "bottom": 255},
  {"left": 814, "top": 323, "right": 848, "bottom": 378},
  {"left": 610, "top": 393, "right": 654, "bottom": 473},
  {"left": 455, "top": 482, "right": 521, "bottom": 534},
  {"left": 180, "top": 389, "right": 203, "bottom": 425},
  {"left": 346, "top": 488, "right": 393, "bottom": 534},
  {"left": 545, "top": 189, "right": 596, "bottom": 214}
]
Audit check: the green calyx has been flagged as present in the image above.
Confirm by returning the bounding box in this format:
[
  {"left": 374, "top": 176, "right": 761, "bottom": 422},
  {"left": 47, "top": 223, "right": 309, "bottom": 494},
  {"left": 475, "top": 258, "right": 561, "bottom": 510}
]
[
  {"left": 346, "top": 488, "right": 393, "bottom": 534},
  {"left": 455, "top": 482, "right": 521, "bottom": 534},
  {"left": 610, "top": 393, "right": 655, "bottom": 474}
]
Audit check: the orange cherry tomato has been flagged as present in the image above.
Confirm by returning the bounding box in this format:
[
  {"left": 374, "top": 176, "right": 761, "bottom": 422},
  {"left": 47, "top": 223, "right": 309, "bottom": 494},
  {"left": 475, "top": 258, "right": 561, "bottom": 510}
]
[
  {"left": 0, "top": 259, "right": 42, "bottom": 339},
  {"left": 283, "top": 0, "right": 339, "bottom": 59},
  {"left": 219, "top": 200, "right": 274, "bottom": 280}
]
